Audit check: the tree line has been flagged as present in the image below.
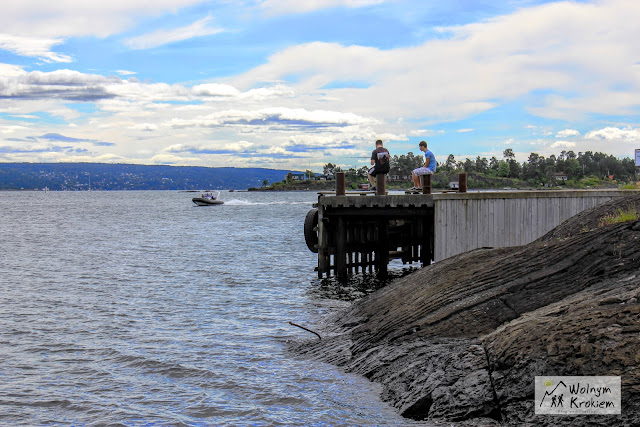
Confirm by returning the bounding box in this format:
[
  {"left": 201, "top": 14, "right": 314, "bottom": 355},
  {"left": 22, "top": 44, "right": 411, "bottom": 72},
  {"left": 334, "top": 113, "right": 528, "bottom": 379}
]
[{"left": 323, "top": 149, "right": 638, "bottom": 185}]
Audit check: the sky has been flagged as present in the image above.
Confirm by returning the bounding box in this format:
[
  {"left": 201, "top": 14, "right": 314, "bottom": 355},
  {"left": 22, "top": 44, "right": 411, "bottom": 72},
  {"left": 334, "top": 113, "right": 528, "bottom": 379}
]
[{"left": 1, "top": 0, "right": 639, "bottom": 172}]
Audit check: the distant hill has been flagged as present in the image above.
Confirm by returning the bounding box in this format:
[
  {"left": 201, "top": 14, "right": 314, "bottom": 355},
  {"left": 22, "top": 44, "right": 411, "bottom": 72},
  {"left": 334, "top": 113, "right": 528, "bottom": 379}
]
[{"left": 0, "top": 163, "right": 296, "bottom": 191}]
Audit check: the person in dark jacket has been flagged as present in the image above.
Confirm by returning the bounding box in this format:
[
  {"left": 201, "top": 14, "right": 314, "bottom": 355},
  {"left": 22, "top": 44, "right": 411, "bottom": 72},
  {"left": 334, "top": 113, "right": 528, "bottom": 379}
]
[{"left": 368, "top": 139, "right": 390, "bottom": 190}]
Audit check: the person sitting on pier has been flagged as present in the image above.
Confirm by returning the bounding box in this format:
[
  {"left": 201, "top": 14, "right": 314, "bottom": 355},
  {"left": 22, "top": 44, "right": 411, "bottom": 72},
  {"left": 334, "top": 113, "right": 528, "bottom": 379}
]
[
  {"left": 368, "top": 139, "right": 390, "bottom": 191},
  {"left": 410, "top": 140, "right": 436, "bottom": 190}
]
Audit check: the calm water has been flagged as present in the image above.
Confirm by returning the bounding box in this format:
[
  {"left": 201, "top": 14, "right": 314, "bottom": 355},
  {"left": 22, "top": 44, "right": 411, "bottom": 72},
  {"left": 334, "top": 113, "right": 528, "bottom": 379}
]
[{"left": 0, "top": 190, "right": 422, "bottom": 426}]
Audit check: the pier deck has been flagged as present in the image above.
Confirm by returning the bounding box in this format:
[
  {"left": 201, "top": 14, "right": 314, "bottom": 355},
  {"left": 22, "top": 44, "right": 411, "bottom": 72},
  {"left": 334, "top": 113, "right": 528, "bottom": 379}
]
[{"left": 308, "top": 187, "right": 639, "bottom": 278}]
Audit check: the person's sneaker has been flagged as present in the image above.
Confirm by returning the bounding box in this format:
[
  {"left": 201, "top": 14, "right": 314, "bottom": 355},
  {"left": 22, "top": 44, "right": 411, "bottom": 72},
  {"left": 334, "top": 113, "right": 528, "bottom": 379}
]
[
  {"left": 408, "top": 187, "right": 420, "bottom": 191},
  {"left": 370, "top": 186, "right": 376, "bottom": 191}
]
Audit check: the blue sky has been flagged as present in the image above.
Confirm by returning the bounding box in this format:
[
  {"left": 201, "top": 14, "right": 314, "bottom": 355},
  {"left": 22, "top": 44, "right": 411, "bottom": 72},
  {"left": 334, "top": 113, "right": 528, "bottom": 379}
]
[{"left": 1, "top": 0, "right": 639, "bottom": 171}]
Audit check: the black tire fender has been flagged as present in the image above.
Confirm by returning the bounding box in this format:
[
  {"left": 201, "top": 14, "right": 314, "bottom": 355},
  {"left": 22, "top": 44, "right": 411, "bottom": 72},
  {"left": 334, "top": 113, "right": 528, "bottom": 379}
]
[{"left": 304, "top": 209, "right": 319, "bottom": 253}]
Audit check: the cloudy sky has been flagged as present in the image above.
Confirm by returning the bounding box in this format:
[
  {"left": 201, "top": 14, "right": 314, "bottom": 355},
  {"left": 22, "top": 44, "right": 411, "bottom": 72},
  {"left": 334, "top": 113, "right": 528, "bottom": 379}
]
[{"left": 1, "top": 0, "right": 639, "bottom": 171}]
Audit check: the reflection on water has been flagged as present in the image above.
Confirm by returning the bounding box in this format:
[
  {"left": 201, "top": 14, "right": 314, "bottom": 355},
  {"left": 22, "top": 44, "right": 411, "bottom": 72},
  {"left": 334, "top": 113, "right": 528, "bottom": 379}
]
[{"left": 310, "top": 268, "right": 420, "bottom": 301}]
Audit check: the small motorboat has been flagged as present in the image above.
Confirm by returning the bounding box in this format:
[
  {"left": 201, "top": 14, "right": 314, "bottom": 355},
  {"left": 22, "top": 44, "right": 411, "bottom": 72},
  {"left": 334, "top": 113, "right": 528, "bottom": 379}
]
[{"left": 192, "top": 191, "right": 224, "bottom": 206}]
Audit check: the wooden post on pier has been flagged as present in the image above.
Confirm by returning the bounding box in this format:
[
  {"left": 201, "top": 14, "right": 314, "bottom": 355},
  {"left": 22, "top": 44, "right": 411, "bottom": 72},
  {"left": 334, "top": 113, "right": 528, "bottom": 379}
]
[
  {"left": 376, "top": 174, "right": 386, "bottom": 195},
  {"left": 458, "top": 173, "right": 467, "bottom": 193},
  {"left": 421, "top": 175, "right": 431, "bottom": 194},
  {"left": 336, "top": 172, "right": 346, "bottom": 196}
]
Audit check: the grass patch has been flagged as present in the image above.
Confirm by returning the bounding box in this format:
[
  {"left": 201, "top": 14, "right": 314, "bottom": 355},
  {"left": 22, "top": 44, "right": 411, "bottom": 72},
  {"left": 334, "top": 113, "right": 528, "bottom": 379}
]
[
  {"left": 599, "top": 207, "right": 640, "bottom": 227},
  {"left": 619, "top": 182, "right": 640, "bottom": 189}
]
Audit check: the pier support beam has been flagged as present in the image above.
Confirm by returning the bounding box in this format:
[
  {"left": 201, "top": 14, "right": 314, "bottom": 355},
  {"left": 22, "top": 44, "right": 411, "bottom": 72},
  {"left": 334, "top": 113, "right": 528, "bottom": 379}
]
[
  {"left": 336, "top": 216, "right": 347, "bottom": 278},
  {"left": 375, "top": 219, "right": 389, "bottom": 276}
]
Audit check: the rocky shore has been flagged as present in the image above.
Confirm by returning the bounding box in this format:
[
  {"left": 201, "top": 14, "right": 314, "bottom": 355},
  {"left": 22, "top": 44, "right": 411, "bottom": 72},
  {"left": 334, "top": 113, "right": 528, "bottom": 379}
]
[{"left": 293, "top": 193, "right": 640, "bottom": 426}]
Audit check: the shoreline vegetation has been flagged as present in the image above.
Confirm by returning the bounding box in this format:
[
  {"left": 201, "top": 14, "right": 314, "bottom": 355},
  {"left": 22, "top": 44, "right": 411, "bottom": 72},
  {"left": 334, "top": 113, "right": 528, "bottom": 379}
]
[
  {"left": 253, "top": 148, "right": 639, "bottom": 192},
  {"left": 291, "top": 193, "right": 640, "bottom": 425},
  {"left": 251, "top": 171, "right": 639, "bottom": 192}
]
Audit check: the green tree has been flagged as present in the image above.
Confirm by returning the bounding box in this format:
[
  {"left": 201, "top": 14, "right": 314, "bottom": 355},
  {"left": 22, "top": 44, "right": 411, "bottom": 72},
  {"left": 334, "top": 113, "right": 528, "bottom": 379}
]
[
  {"left": 497, "top": 161, "right": 510, "bottom": 177},
  {"left": 345, "top": 168, "right": 358, "bottom": 181},
  {"left": 503, "top": 148, "right": 515, "bottom": 162},
  {"left": 475, "top": 156, "right": 489, "bottom": 173},
  {"left": 463, "top": 158, "right": 475, "bottom": 172},
  {"left": 323, "top": 163, "right": 337, "bottom": 176},
  {"left": 442, "top": 154, "right": 457, "bottom": 171}
]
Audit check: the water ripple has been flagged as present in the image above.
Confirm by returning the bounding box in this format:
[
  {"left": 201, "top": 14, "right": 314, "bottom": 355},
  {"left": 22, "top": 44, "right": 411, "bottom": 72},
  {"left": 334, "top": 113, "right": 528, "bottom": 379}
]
[{"left": 0, "top": 190, "right": 427, "bottom": 426}]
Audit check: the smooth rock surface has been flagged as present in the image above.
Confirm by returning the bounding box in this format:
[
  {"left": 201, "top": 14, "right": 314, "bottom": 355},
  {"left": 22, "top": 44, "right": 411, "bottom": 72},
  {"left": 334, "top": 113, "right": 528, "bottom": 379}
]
[{"left": 293, "top": 193, "right": 640, "bottom": 426}]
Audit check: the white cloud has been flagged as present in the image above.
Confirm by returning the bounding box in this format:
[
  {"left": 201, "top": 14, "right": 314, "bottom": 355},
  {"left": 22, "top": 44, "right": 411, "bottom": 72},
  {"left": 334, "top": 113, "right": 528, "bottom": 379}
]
[
  {"left": 1, "top": 125, "right": 29, "bottom": 134},
  {"left": 585, "top": 126, "right": 640, "bottom": 141},
  {"left": 232, "top": 0, "right": 640, "bottom": 124},
  {"left": 0, "top": 63, "right": 26, "bottom": 77},
  {"left": 192, "top": 83, "right": 241, "bottom": 97},
  {"left": 556, "top": 129, "right": 580, "bottom": 138},
  {"left": 457, "top": 128, "right": 474, "bottom": 133},
  {"left": 0, "top": 1, "right": 207, "bottom": 38},
  {"left": 124, "top": 16, "right": 224, "bottom": 50},
  {"left": 129, "top": 123, "right": 159, "bottom": 131},
  {"left": 550, "top": 140, "right": 576, "bottom": 149},
  {"left": 0, "top": 69, "right": 118, "bottom": 100},
  {"left": 258, "top": 0, "right": 387, "bottom": 15},
  {"left": 2, "top": 0, "right": 640, "bottom": 170},
  {"left": 165, "top": 107, "right": 377, "bottom": 128},
  {"left": 166, "top": 141, "right": 255, "bottom": 153},
  {"left": 0, "top": 34, "right": 71, "bottom": 63}
]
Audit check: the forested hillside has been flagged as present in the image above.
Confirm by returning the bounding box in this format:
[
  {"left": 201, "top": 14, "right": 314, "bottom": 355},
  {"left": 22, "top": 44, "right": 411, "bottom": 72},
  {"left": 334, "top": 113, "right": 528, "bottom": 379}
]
[{"left": 0, "top": 163, "right": 294, "bottom": 191}]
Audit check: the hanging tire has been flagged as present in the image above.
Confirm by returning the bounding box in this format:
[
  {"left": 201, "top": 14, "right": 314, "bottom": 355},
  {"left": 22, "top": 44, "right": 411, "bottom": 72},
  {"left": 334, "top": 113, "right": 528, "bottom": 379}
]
[{"left": 304, "top": 209, "right": 319, "bottom": 253}]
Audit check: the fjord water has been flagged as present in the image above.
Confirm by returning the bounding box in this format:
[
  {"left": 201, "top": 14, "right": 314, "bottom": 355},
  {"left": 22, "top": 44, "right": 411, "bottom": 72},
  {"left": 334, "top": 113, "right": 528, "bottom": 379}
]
[{"left": 0, "top": 191, "right": 418, "bottom": 426}]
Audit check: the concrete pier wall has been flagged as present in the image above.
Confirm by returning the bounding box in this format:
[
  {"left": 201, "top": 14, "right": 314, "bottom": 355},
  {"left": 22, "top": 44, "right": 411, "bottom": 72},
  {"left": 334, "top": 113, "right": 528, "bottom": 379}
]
[{"left": 433, "top": 190, "right": 637, "bottom": 261}]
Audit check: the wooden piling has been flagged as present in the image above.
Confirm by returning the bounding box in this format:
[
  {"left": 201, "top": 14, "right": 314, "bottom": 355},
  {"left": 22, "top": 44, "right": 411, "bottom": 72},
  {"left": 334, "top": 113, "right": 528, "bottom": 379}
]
[
  {"left": 336, "top": 172, "right": 346, "bottom": 196},
  {"left": 376, "top": 219, "right": 389, "bottom": 276},
  {"left": 458, "top": 173, "right": 467, "bottom": 193},
  {"left": 421, "top": 175, "right": 431, "bottom": 194},
  {"left": 376, "top": 173, "right": 386, "bottom": 195}
]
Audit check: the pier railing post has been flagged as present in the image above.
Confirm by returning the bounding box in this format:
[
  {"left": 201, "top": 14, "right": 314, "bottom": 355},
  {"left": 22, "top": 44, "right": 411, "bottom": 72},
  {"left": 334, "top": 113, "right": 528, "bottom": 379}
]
[
  {"left": 421, "top": 175, "right": 431, "bottom": 194},
  {"left": 336, "top": 172, "right": 346, "bottom": 196},
  {"left": 376, "top": 174, "right": 386, "bottom": 195},
  {"left": 458, "top": 173, "right": 467, "bottom": 193}
]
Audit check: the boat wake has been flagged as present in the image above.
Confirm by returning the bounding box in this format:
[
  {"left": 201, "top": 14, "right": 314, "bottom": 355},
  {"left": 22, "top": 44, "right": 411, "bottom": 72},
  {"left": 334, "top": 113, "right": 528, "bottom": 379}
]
[{"left": 224, "top": 199, "right": 311, "bottom": 206}]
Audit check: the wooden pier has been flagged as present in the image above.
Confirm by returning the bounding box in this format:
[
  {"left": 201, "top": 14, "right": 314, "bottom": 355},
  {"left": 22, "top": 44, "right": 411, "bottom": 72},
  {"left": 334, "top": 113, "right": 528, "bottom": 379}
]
[
  {"left": 311, "top": 194, "right": 434, "bottom": 278},
  {"left": 305, "top": 172, "right": 639, "bottom": 278}
]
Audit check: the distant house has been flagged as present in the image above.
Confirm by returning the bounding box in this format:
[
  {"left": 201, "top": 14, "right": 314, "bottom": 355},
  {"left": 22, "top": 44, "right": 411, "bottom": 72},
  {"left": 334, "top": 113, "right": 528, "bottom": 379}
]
[
  {"left": 553, "top": 173, "right": 568, "bottom": 181},
  {"left": 388, "top": 174, "right": 411, "bottom": 182},
  {"left": 287, "top": 172, "right": 306, "bottom": 181},
  {"left": 315, "top": 174, "right": 333, "bottom": 181}
]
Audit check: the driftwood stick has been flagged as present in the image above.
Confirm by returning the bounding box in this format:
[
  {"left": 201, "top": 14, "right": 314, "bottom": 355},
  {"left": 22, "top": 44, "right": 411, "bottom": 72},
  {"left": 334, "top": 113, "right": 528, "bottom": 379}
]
[{"left": 289, "top": 321, "right": 322, "bottom": 340}]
